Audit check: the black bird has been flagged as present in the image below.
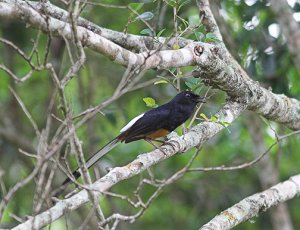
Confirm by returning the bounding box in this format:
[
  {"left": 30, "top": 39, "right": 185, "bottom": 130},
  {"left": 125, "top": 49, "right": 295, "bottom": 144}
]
[{"left": 62, "top": 91, "right": 206, "bottom": 186}]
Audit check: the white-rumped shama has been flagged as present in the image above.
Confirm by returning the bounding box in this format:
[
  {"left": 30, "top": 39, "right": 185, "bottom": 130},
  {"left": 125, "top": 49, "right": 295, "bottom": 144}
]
[{"left": 62, "top": 91, "right": 205, "bottom": 186}]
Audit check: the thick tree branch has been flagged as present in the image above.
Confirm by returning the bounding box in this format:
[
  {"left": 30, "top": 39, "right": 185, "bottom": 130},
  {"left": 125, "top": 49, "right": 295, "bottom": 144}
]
[
  {"left": 199, "top": 174, "right": 300, "bottom": 230},
  {"left": 28, "top": 0, "right": 191, "bottom": 51},
  {"left": 1, "top": 1, "right": 300, "bottom": 228},
  {"left": 1, "top": 0, "right": 299, "bottom": 131},
  {"left": 0, "top": 0, "right": 141, "bottom": 66},
  {"left": 197, "top": 0, "right": 222, "bottom": 41},
  {"left": 193, "top": 0, "right": 300, "bottom": 130},
  {"left": 11, "top": 101, "right": 246, "bottom": 230},
  {"left": 0, "top": 0, "right": 196, "bottom": 69},
  {"left": 192, "top": 45, "right": 300, "bottom": 130}
]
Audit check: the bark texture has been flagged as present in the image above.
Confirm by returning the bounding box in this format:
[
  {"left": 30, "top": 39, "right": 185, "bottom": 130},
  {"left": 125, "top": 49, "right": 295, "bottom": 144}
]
[{"left": 200, "top": 174, "right": 300, "bottom": 230}]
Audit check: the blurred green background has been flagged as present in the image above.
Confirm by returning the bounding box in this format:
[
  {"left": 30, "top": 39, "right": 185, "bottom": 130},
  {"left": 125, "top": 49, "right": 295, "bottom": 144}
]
[{"left": 0, "top": 0, "right": 300, "bottom": 229}]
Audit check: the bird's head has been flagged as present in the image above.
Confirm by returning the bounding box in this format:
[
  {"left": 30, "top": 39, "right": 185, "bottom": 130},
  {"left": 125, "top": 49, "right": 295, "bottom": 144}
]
[{"left": 174, "top": 91, "right": 206, "bottom": 105}]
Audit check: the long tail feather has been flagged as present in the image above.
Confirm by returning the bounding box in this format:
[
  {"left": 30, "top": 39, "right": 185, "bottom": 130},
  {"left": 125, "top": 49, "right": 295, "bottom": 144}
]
[
  {"left": 85, "top": 137, "right": 120, "bottom": 169},
  {"left": 61, "top": 137, "right": 120, "bottom": 186}
]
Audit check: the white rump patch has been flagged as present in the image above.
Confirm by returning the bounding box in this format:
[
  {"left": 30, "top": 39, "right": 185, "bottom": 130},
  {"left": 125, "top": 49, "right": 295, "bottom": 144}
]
[{"left": 120, "top": 113, "right": 144, "bottom": 132}]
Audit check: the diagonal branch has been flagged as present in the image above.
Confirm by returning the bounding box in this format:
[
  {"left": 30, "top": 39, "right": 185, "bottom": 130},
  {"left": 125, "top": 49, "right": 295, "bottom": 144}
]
[
  {"left": 193, "top": 0, "right": 300, "bottom": 130},
  {"left": 11, "top": 101, "right": 246, "bottom": 230},
  {"left": 1, "top": 1, "right": 300, "bottom": 228},
  {"left": 1, "top": 0, "right": 300, "bottom": 132},
  {"left": 192, "top": 44, "right": 300, "bottom": 130},
  {"left": 27, "top": 0, "right": 191, "bottom": 51},
  {"left": 0, "top": 0, "right": 141, "bottom": 66},
  {"left": 199, "top": 174, "right": 300, "bottom": 230},
  {"left": 0, "top": 0, "right": 197, "bottom": 69},
  {"left": 197, "top": 0, "right": 222, "bottom": 41}
]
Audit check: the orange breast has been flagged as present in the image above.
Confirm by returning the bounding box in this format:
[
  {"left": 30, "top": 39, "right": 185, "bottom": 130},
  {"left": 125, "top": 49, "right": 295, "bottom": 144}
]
[{"left": 147, "top": 129, "right": 170, "bottom": 139}]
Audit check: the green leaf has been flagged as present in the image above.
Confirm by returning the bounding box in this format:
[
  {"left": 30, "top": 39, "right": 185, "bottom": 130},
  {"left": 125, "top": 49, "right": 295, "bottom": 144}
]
[
  {"left": 143, "top": 97, "right": 158, "bottom": 108},
  {"left": 128, "top": 3, "right": 144, "bottom": 11},
  {"left": 185, "top": 81, "right": 194, "bottom": 89},
  {"left": 135, "top": 12, "right": 154, "bottom": 21},
  {"left": 167, "top": 0, "right": 177, "bottom": 8},
  {"left": 194, "top": 31, "right": 205, "bottom": 41},
  {"left": 154, "top": 80, "right": 169, "bottom": 85},
  {"left": 156, "top": 28, "right": 166, "bottom": 37},
  {"left": 188, "top": 10, "right": 200, "bottom": 27},
  {"left": 177, "top": 15, "right": 189, "bottom": 28},
  {"left": 205, "top": 32, "right": 221, "bottom": 43},
  {"left": 185, "top": 77, "right": 201, "bottom": 90},
  {"left": 211, "top": 116, "right": 218, "bottom": 122},
  {"left": 200, "top": 113, "right": 209, "bottom": 121},
  {"left": 178, "top": 0, "right": 190, "bottom": 11},
  {"left": 218, "top": 121, "right": 231, "bottom": 133},
  {"left": 206, "top": 32, "right": 217, "bottom": 39},
  {"left": 222, "top": 122, "right": 231, "bottom": 126},
  {"left": 140, "top": 28, "right": 154, "bottom": 36},
  {"left": 194, "top": 87, "right": 202, "bottom": 94}
]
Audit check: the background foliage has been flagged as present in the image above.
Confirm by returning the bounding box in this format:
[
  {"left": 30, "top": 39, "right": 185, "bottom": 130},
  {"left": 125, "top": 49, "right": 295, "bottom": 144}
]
[{"left": 0, "top": 0, "right": 300, "bottom": 229}]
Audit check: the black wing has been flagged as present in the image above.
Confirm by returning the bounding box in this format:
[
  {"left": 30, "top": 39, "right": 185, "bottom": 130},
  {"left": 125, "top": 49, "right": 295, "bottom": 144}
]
[{"left": 120, "top": 106, "right": 171, "bottom": 143}]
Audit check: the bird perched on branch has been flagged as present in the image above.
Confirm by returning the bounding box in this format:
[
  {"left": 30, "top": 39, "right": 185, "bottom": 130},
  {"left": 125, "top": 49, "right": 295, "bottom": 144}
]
[{"left": 61, "top": 91, "right": 206, "bottom": 187}]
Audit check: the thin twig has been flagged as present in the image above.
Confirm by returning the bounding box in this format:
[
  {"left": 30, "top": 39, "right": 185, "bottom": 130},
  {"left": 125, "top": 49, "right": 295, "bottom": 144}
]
[
  {"left": 188, "top": 129, "right": 300, "bottom": 172},
  {"left": 9, "top": 87, "right": 40, "bottom": 137}
]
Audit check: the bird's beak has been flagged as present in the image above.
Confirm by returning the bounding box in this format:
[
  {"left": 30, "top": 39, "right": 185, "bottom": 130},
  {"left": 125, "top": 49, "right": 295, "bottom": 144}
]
[{"left": 196, "top": 96, "right": 206, "bottom": 103}]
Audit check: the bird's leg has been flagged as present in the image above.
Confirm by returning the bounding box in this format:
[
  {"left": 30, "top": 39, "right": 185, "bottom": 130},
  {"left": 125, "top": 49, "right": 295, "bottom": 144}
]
[
  {"left": 151, "top": 139, "right": 165, "bottom": 144},
  {"left": 145, "top": 138, "right": 179, "bottom": 155},
  {"left": 159, "top": 139, "right": 178, "bottom": 151},
  {"left": 145, "top": 138, "right": 168, "bottom": 156}
]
